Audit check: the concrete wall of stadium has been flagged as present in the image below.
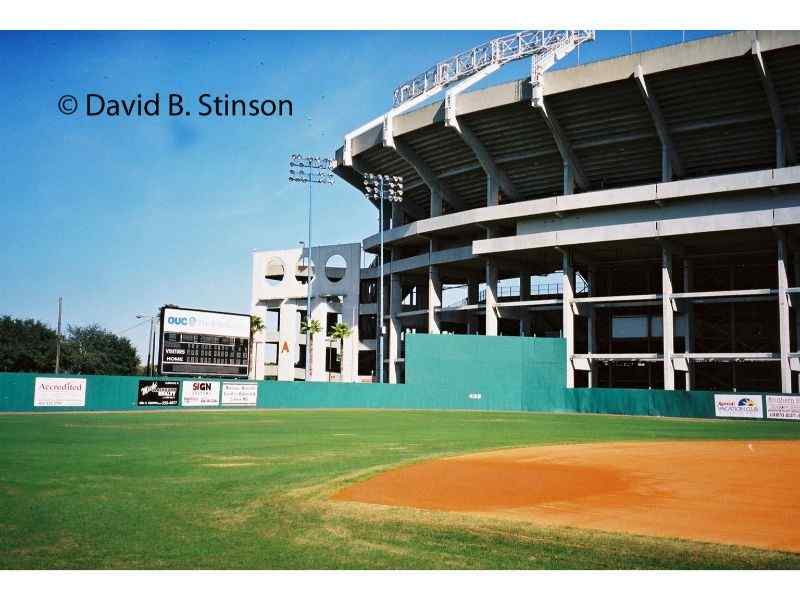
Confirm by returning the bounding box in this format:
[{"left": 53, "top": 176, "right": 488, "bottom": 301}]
[{"left": 0, "top": 334, "right": 765, "bottom": 419}]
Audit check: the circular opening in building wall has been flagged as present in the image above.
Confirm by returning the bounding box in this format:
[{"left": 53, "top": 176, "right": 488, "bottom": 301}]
[
  {"left": 325, "top": 254, "right": 347, "bottom": 283},
  {"left": 296, "top": 256, "right": 315, "bottom": 285},
  {"left": 265, "top": 258, "right": 285, "bottom": 286}
]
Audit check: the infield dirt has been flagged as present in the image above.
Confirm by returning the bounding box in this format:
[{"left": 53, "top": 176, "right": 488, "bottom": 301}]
[{"left": 332, "top": 440, "right": 800, "bottom": 553}]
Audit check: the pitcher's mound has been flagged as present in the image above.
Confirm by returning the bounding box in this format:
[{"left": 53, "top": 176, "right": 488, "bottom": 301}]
[{"left": 332, "top": 441, "right": 800, "bottom": 553}]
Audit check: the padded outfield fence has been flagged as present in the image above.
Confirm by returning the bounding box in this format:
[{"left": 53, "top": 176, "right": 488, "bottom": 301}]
[{"left": 0, "top": 334, "right": 796, "bottom": 420}]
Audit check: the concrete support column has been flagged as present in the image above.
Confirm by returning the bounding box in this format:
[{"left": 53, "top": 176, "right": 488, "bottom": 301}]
[
  {"left": 487, "top": 175, "right": 500, "bottom": 207},
  {"left": 485, "top": 261, "right": 499, "bottom": 336},
  {"left": 467, "top": 278, "right": 479, "bottom": 334},
  {"left": 520, "top": 273, "right": 531, "bottom": 300},
  {"left": 430, "top": 189, "right": 442, "bottom": 218},
  {"left": 381, "top": 198, "right": 391, "bottom": 231},
  {"left": 309, "top": 297, "right": 327, "bottom": 382},
  {"left": 252, "top": 340, "right": 265, "bottom": 380},
  {"left": 518, "top": 272, "right": 531, "bottom": 337},
  {"left": 661, "top": 144, "right": 673, "bottom": 182},
  {"left": 777, "top": 128, "right": 786, "bottom": 169},
  {"left": 795, "top": 254, "right": 800, "bottom": 392},
  {"left": 277, "top": 301, "right": 298, "bottom": 381},
  {"left": 428, "top": 242, "right": 442, "bottom": 334},
  {"left": 250, "top": 305, "right": 267, "bottom": 381},
  {"left": 683, "top": 259, "right": 695, "bottom": 391},
  {"left": 563, "top": 161, "right": 575, "bottom": 195},
  {"left": 778, "top": 235, "right": 792, "bottom": 393},
  {"left": 340, "top": 298, "right": 359, "bottom": 383},
  {"left": 562, "top": 251, "right": 575, "bottom": 388},
  {"left": 467, "top": 278, "right": 479, "bottom": 304},
  {"left": 587, "top": 269, "right": 597, "bottom": 388},
  {"left": 391, "top": 202, "right": 405, "bottom": 228},
  {"left": 662, "top": 248, "right": 675, "bottom": 390},
  {"left": 388, "top": 274, "right": 401, "bottom": 384}
]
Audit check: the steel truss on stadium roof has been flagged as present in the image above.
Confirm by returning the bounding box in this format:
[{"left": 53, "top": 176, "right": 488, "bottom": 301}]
[
  {"left": 393, "top": 30, "right": 595, "bottom": 109},
  {"left": 343, "top": 29, "right": 594, "bottom": 166}
]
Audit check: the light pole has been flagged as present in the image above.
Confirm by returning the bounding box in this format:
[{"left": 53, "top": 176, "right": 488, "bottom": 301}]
[
  {"left": 55, "top": 296, "right": 63, "bottom": 374},
  {"left": 289, "top": 154, "right": 334, "bottom": 381},
  {"left": 298, "top": 239, "right": 310, "bottom": 380},
  {"left": 363, "top": 173, "right": 403, "bottom": 383}
]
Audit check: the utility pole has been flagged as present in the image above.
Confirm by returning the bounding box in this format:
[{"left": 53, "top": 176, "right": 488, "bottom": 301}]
[
  {"left": 137, "top": 313, "right": 158, "bottom": 376},
  {"left": 55, "top": 297, "right": 63, "bottom": 374},
  {"left": 145, "top": 317, "right": 154, "bottom": 376},
  {"left": 150, "top": 318, "right": 158, "bottom": 376}
]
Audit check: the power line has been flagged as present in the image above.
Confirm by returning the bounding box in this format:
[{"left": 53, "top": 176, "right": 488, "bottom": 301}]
[{"left": 115, "top": 319, "right": 149, "bottom": 337}]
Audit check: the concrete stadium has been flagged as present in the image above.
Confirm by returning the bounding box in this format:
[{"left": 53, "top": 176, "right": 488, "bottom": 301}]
[{"left": 251, "top": 30, "right": 800, "bottom": 394}]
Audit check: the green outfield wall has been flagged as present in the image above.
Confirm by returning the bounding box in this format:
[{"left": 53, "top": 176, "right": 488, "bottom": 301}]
[{"left": 0, "top": 334, "right": 788, "bottom": 419}]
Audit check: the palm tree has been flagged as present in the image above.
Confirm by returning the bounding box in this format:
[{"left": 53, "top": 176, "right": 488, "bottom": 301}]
[
  {"left": 249, "top": 315, "right": 265, "bottom": 379},
  {"left": 300, "top": 319, "right": 322, "bottom": 379},
  {"left": 329, "top": 322, "right": 352, "bottom": 381}
]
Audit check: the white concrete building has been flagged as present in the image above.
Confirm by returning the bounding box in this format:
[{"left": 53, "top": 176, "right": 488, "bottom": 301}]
[{"left": 250, "top": 243, "right": 363, "bottom": 382}]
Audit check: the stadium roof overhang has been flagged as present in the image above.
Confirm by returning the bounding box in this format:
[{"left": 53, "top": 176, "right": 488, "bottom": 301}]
[{"left": 334, "top": 30, "right": 800, "bottom": 232}]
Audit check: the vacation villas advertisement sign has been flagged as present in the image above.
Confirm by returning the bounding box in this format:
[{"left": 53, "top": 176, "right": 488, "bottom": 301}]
[{"left": 713, "top": 394, "right": 763, "bottom": 419}]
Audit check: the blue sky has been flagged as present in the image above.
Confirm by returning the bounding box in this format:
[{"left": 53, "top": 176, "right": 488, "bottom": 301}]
[{"left": 0, "top": 30, "right": 728, "bottom": 359}]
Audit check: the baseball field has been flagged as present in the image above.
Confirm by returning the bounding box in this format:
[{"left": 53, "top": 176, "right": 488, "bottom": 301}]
[{"left": 1, "top": 409, "right": 799, "bottom": 569}]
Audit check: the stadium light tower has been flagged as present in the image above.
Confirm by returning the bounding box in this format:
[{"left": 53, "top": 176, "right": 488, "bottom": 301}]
[
  {"left": 289, "top": 154, "right": 335, "bottom": 381},
  {"left": 363, "top": 173, "right": 403, "bottom": 384}
]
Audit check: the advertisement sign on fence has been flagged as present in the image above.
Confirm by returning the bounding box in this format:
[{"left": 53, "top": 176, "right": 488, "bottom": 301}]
[
  {"left": 714, "top": 394, "right": 763, "bottom": 418},
  {"left": 33, "top": 377, "right": 87, "bottom": 407},
  {"left": 138, "top": 380, "right": 180, "bottom": 406},
  {"left": 221, "top": 382, "right": 258, "bottom": 406},
  {"left": 766, "top": 395, "right": 800, "bottom": 420},
  {"left": 181, "top": 380, "right": 221, "bottom": 407}
]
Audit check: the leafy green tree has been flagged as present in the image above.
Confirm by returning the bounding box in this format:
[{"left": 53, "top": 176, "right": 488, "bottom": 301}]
[
  {"left": 61, "top": 324, "right": 140, "bottom": 375},
  {"left": 249, "top": 315, "right": 265, "bottom": 378},
  {"left": 330, "top": 322, "right": 352, "bottom": 347},
  {"left": 300, "top": 319, "right": 322, "bottom": 378},
  {"left": 329, "top": 322, "right": 352, "bottom": 381},
  {"left": 0, "top": 316, "right": 58, "bottom": 372}
]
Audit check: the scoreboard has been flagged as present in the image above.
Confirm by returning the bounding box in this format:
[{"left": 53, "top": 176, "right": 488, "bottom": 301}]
[{"left": 159, "top": 307, "right": 250, "bottom": 377}]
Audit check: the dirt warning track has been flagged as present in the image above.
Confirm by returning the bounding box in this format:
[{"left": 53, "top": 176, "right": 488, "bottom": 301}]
[{"left": 332, "top": 441, "right": 800, "bottom": 553}]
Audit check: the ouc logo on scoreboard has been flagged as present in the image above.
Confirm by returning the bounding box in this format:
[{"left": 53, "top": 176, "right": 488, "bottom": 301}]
[
  {"left": 714, "top": 394, "right": 764, "bottom": 419},
  {"left": 162, "top": 308, "right": 250, "bottom": 338}
]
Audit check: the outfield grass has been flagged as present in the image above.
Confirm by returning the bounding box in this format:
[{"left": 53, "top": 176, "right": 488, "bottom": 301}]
[{"left": 1, "top": 409, "right": 799, "bottom": 569}]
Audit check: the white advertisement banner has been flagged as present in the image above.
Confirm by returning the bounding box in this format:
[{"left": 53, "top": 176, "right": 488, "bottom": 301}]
[
  {"left": 221, "top": 382, "right": 258, "bottom": 406},
  {"left": 33, "top": 377, "right": 87, "bottom": 407},
  {"left": 714, "top": 394, "right": 763, "bottom": 419},
  {"left": 181, "top": 380, "right": 221, "bottom": 407},
  {"left": 766, "top": 395, "right": 800, "bottom": 420},
  {"left": 162, "top": 308, "right": 250, "bottom": 338}
]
